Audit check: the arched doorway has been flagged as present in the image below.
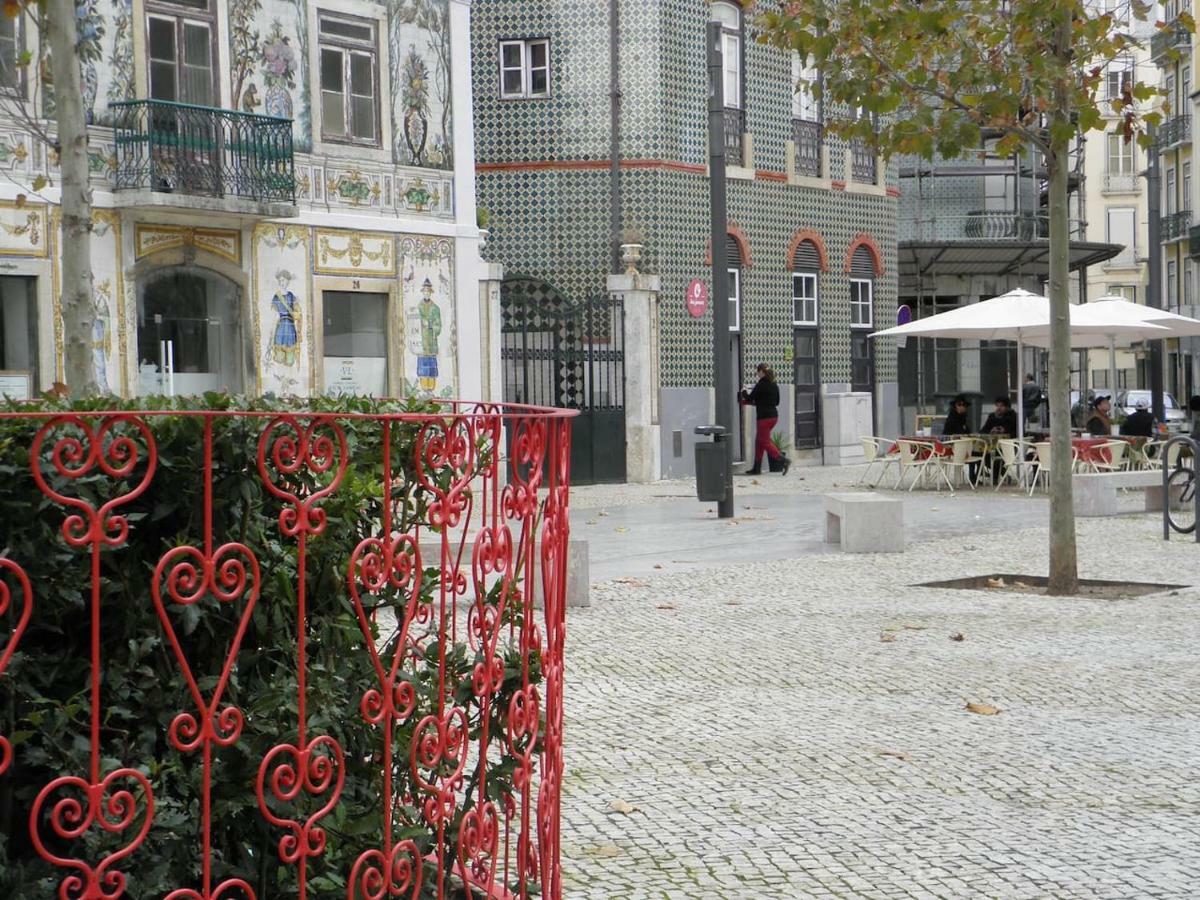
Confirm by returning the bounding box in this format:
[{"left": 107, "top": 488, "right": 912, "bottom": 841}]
[
  {"left": 500, "top": 277, "right": 626, "bottom": 484},
  {"left": 137, "top": 267, "right": 245, "bottom": 395}
]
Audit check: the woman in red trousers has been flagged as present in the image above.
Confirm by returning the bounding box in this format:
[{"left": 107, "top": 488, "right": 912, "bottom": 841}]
[{"left": 740, "top": 363, "right": 790, "bottom": 475}]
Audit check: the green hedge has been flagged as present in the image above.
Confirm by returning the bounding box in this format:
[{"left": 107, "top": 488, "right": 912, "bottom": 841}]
[{"left": 0, "top": 394, "right": 542, "bottom": 899}]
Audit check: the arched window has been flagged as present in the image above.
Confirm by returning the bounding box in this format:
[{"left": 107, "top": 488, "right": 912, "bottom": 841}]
[
  {"left": 849, "top": 245, "right": 877, "bottom": 400},
  {"left": 791, "top": 240, "right": 820, "bottom": 326},
  {"left": 711, "top": 0, "right": 743, "bottom": 111},
  {"left": 792, "top": 240, "right": 822, "bottom": 449}
]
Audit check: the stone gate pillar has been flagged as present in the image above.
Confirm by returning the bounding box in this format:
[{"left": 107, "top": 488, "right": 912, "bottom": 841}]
[
  {"left": 479, "top": 262, "right": 505, "bottom": 403},
  {"left": 610, "top": 271, "right": 662, "bottom": 483}
]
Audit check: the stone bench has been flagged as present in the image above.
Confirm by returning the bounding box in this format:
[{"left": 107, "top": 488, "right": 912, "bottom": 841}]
[
  {"left": 418, "top": 539, "right": 590, "bottom": 608},
  {"left": 824, "top": 492, "right": 904, "bottom": 553},
  {"left": 1072, "top": 470, "right": 1172, "bottom": 517}
]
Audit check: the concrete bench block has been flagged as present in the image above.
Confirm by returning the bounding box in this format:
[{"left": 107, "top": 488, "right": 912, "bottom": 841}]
[
  {"left": 1073, "top": 471, "right": 1162, "bottom": 518},
  {"left": 1144, "top": 482, "right": 1185, "bottom": 512},
  {"left": 824, "top": 492, "right": 904, "bottom": 553},
  {"left": 419, "top": 539, "right": 590, "bottom": 609}
]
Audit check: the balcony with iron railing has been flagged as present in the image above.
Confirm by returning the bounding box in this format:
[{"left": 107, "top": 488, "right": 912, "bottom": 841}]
[
  {"left": 112, "top": 99, "right": 297, "bottom": 215},
  {"left": 850, "top": 138, "right": 877, "bottom": 184},
  {"left": 1162, "top": 209, "right": 1192, "bottom": 242},
  {"left": 1151, "top": 20, "right": 1191, "bottom": 62},
  {"left": 1101, "top": 172, "right": 1141, "bottom": 194},
  {"left": 901, "top": 211, "right": 1091, "bottom": 243},
  {"left": 1157, "top": 114, "right": 1192, "bottom": 152},
  {"left": 791, "top": 118, "right": 823, "bottom": 178},
  {"left": 723, "top": 107, "right": 746, "bottom": 168}
]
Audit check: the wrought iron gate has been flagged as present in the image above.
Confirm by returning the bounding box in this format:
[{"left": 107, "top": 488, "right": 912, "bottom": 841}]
[{"left": 501, "top": 278, "right": 626, "bottom": 484}]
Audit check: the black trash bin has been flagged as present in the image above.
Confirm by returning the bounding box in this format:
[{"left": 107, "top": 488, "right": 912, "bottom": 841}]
[{"left": 695, "top": 425, "right": 728, "bottom": 502}]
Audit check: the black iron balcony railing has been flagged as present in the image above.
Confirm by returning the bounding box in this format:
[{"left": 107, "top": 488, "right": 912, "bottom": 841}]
[
  {"left": 1151, "top": 21, "right": 1191, "bottom": 61},
  {"left": 723, "top": 107, "right": 746, "bottom": 167},
  {"left": 1162, "top": 210, "right": 1193, "bottom": 242},
  {"left": 850, "top": 138, "right": 877, "bottom": 184},
  {"left": 791, "top": 118, "right": 823, "bottom": 178},
  {"left": 112, "top": 99, "right": 295, "bottom": 203},
  {"left": 1157, "top": 114, "right": 1192, "bottom": 151}
]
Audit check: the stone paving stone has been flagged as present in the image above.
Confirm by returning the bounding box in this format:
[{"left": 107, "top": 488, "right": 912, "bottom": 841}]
[{"left": 558, "top": 507, "right": 1200, "bottom": 899}]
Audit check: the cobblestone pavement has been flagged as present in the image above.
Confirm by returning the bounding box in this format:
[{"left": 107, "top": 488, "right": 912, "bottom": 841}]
[{"left": 559, "top": 502, "right": 1200, "bottom": 899}]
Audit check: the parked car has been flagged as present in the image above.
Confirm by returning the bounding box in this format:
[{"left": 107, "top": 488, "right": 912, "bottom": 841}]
[{"left": 1117, "top": 390, "right": 1189, "bottom": 434}]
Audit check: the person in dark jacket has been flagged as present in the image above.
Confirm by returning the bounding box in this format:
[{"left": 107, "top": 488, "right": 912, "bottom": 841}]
[
  {"left": 1022, "top": 374, "right": 1043, "bottom": 423},
  {"left": 740, "top": 363, "right": 790, "bottom": 475},
  {"left": 942, "top": 395, "right": 971, "bottom": 436},
  {"left": 1086, "top": 396, "right": 1113, "bottom": 436},
  {"left": 980, "top": 396, "right": 1018, "bottom": 438},
  {"left": 1120, "top": 400, "right": 1155, "bottom": 437}
]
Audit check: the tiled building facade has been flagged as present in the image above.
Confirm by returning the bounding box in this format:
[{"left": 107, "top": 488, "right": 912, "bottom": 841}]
[
  {"left": 472, "top": 0, "right": 899, "bottom": 476},
  {"left": 0, "top": 0, "right": 489, "bottom": 402}
]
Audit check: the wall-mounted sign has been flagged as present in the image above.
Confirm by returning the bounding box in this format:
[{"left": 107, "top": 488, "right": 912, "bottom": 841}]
[
  {"left": 686, "top": 279, "right": 708, "bottom": 318},
  {"left": 0, "top": 370, "right": 31, "bottom": 400}
]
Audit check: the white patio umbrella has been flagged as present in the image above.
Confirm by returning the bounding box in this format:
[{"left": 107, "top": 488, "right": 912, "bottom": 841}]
[
  {"left": 871, "top": 288, "right": 1053, "bottom": 441},
  {"left": 1060, "top": 297, "right": 1200, "bottom": 408}
]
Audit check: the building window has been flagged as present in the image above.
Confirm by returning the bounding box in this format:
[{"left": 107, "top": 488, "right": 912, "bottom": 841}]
[
  {"left": 791, "top": 53, "right": 819, "bottom": 122},
  {"left": 1110, "top": 284, "right": 1136, "bottom": 303},
  {"left": 711, "top": 2, "right": 742, "bottom": 109},
  {"left": 1106, "top": 207, "right": 1136, "bottom": 267},
  {"left": 1167, "top": 166, "right": 1177, "bottom": 215},
  {"left": 1100, "top": 0, "right": 1129, "bottom": 25},
  {"left": 792, "top": 273, "right": 817, "bottom": 325},
  {"left": 323, "top": 291, "right": 388, "bottom": 396},
  {"left": 147, "top": 0, "right": 216, "bottom": 106},
  {"left": 0, "top": 276, "right": 37, "bottom": 397},
  {"left": 1186, "top": 261, "right": 1195, "bottom": 308},
  {"left": 1106, "top": 133, "right": 1134, "bottom": 174},
  {"left": 1105, "top": 56, "right": 1133, "bottom": 102},
  {"left": 0, "top": 14, "right": 24, "bottom": 97},
  {"left": 850, "top": 279, "right": 873, "bottom": 328},
  {"left": 727, "top": 267, "right": 741, "bottom": 332},
  {"left": 319, "top": 13, "right": 379, "bottom": 144},
  {"left": 1166, "top": 73, "right": 1177, "bottom": 116},
  {"left": 1168, "top": 259, "right": 1178, "bottom": 308},
  {"left": 1185, "top": 161, "right": 1192, "bottom": 212},
  {"left": 498, "top": 38, "right": 549, "bottom": 100}
]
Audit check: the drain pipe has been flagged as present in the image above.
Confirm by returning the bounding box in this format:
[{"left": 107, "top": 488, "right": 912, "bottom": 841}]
[{"left": 609, "top": 0, "right": 622, "bottom": 273}]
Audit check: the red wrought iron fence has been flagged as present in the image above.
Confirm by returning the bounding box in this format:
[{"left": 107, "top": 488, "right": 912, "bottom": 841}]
[{"left": 0, "top": 401, "right": 573, "bottom": 900}]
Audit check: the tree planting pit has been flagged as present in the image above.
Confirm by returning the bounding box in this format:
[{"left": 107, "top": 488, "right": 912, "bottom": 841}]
[{"left": 918, "top": 573, "right": 1187, "bottom": 600}]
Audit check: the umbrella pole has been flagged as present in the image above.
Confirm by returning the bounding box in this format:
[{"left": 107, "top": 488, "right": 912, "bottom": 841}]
[
  {"left": 1017, "top": 336, "right": 1025, "bottom": 443},
  {"left": 1108, "top": 336, "right": 1118, "bottom": 412}
]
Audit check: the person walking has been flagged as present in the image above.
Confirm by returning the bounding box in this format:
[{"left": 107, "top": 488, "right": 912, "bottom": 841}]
[{"left": 741, "top": 363, "right": 790, "bottom": 475}]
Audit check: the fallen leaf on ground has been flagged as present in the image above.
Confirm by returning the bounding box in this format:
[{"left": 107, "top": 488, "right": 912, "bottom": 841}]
[
  {"left": 615, "top": 526, "right": 629, "bottom": 533},
  {"left": 902, "top": 624, "right": 927, "bottom": 631},
  {"left": 585, "top": 519, "right": 597, "bottom": 525},
  {"left": 724, "top": 600, "right": 741, "bottom": 606},
  {"left": 653, "top": 564, "right": 664, "bottom": 570},
  {"left": 614, "top": 577, "right": 648, "bottom": 587},
  {"left": 876, "top": 749, "right": 910, "bottom": 761},
  {"left": 986, "top": 577, "right": 1006, "bottom": 589},
  {"left": 879, "top": 633, "right": 897, "bottom": 643},
  {"left": 950, "top": 633, "right": 965, "bottom": 642},
  {"left": 1012, "top": 580, "right": 1030, "bottom": 589},
  {"left": 965, "top": 702, "right": 1001, "bottom": 716},
  {"left": 608, "top": 800, "right": 640, "bottom": 815},
  {"left": 656, "top": 603, "right": 677, "bottom": 610},
  {"left": 751, "top": 479, "right": 761, "bottom": 485},
  {"left": 598, "top": 511, "right": 609, "bottom": 517}
]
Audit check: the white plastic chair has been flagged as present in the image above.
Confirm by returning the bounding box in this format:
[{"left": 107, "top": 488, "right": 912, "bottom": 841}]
[
  {"left": 1136, "top": 440, "right": 1161, "bottom": 470},
  {"left": 896, "top": 439, "right": 954, "bottom": 492},
  {"left": 943, "top": 437, "right": 985, "bottom": 489},
  {"left": 1029, "top": 441, "right": 1079, "bottom": 495},
  {"left": 1088, "top": 440, "right": 1128, "bottom": 474},
  {"left": 994, "top": 439, "right": 1030, "bottom": 489},
  {"left": 858, "top": 436, "right": 899, "bottom": 487}
]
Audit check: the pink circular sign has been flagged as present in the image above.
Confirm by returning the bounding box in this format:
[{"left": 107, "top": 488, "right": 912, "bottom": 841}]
[{"left": 686, "top": 279, "right": 709, "bottom": 318}]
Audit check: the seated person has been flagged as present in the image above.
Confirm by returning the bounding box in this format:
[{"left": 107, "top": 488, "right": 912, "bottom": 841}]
[
  {"left": 1086, "top": 396, "right": 1113, "bottom": 436},
  {"left": 941, "top": 395, "right": 971, "bottom": 436},
  {"left": 981, "top": 396, "right": 1018, "bottom": 438},
  {"left": 1120, "top": 400, "right": 1155, "bottom": 437}
]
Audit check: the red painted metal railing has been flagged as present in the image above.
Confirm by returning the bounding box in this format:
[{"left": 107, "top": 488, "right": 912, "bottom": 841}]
[{"left": 0, "top": 403, "right": 573, "bottom": 899}]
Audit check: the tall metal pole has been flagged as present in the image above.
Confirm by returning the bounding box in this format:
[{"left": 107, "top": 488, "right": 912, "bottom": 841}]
[
  {"left": 707, "top": 20, "right": 734, "bottom": 518},
  {"left": 1146, "top": 125, "right": 1166, "bottom": 423},
  {"left": 609, "top": 0, "right": 622, "bottom": 273}
]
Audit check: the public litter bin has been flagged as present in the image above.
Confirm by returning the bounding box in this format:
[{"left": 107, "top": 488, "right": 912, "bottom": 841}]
[{"left": 695, "top": 425, "right": 728, "bottom": 502}]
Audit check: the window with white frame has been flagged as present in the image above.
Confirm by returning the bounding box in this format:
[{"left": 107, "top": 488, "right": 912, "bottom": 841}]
[
  {"left": 1105, "top": 56, "right": 1133, "bottom": 102},
  {"left": 1166, "top": 72, "right": 1177, "bottom": 115},
  {"left": 319, "top": 13, "right": 380, "bottom": 145},
  {"left": 1168, "top": 259, "right": 1178, "bottom": 308},
  {"left": 0, "top": 13, "right": 23, "bottom": 97},
  {"left": 499, "top": 38, "right": 549, "bottom": 99},
  {"left": 791, "top": 52, "right": 819, "bottom": 121},
  {"left": 1186, "top": 260, "right": 1195, "bottom": 308},
  {"left": 1100, "top": 0, "right": 1129, "bottom": 24},
  {"left": 850, "top": 279, "right": 873, "bottom": 328},
  {"left": 711, "top": 2, "right": 742, "bottom": 109},
  {"left": 792, "top": 272, "right": 817, "bottom": 325},
  {"left": 727, "top": 267, "right": 741, "bottom": 331},
  {"left": 1167, "top": 166, "right": 1177, "bottom": 214},
  {"left": 1106, "top": 133, "right": 1134, "bottom": 174},
  {"left": 1110, "top": 284, "right": 1136, "bottom": 303},
  {"left": 1106, "top": 206, "right": 1136, "bottom": 266}
]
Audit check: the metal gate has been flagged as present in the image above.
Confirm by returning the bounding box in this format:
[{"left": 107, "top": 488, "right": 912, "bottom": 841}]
[{"left": 501, "top": 278, "right": 626, "bottom": 484}]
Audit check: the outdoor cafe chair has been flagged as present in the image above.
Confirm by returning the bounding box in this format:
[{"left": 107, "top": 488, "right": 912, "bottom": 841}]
[
  {"left": 858, "top": 436, "right": 899, "bottom": 487},
  {"left": 994, "top": 438, "right": 1031, "bottom": 490},
  {"left": 943, "top": 437, "right": 986, "bottom": 489},
  {"left": 896, "top": 439, "right": 954, "bottom": 492},
  {"left": 1134, "top": 439, "right": 1161, "bottom": 470},
  {"left": 1029, "top": 441, "right": 1079, "bottom": 496},
  {"left": 1085, "top": 440, "right": 1128, "bottom": 474}
]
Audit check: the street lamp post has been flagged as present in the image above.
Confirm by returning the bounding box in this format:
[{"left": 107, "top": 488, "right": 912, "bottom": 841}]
[{"left": 707, "top": 19, "right": 735, "bottom": 519}]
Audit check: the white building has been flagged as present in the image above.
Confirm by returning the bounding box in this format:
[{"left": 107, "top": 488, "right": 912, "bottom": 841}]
[{"left": 0, "top": 0, "right": 492, "bottom": 403}]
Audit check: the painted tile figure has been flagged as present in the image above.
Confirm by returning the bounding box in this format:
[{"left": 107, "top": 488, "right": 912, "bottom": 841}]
[
  {"left": 270, "top": 269, "right": 301, "bottom": 366},
  {"left": 417, "top": 276, "right": 441, "bottom": 391}
]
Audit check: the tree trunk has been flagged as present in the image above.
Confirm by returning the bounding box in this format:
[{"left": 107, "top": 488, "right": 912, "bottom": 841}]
[
  {"left": 46, "top": 0, "right": 99, "bottom": 396},
  {"left": 1046, "top": 140, "right": 1078, "bottom": 595}
]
